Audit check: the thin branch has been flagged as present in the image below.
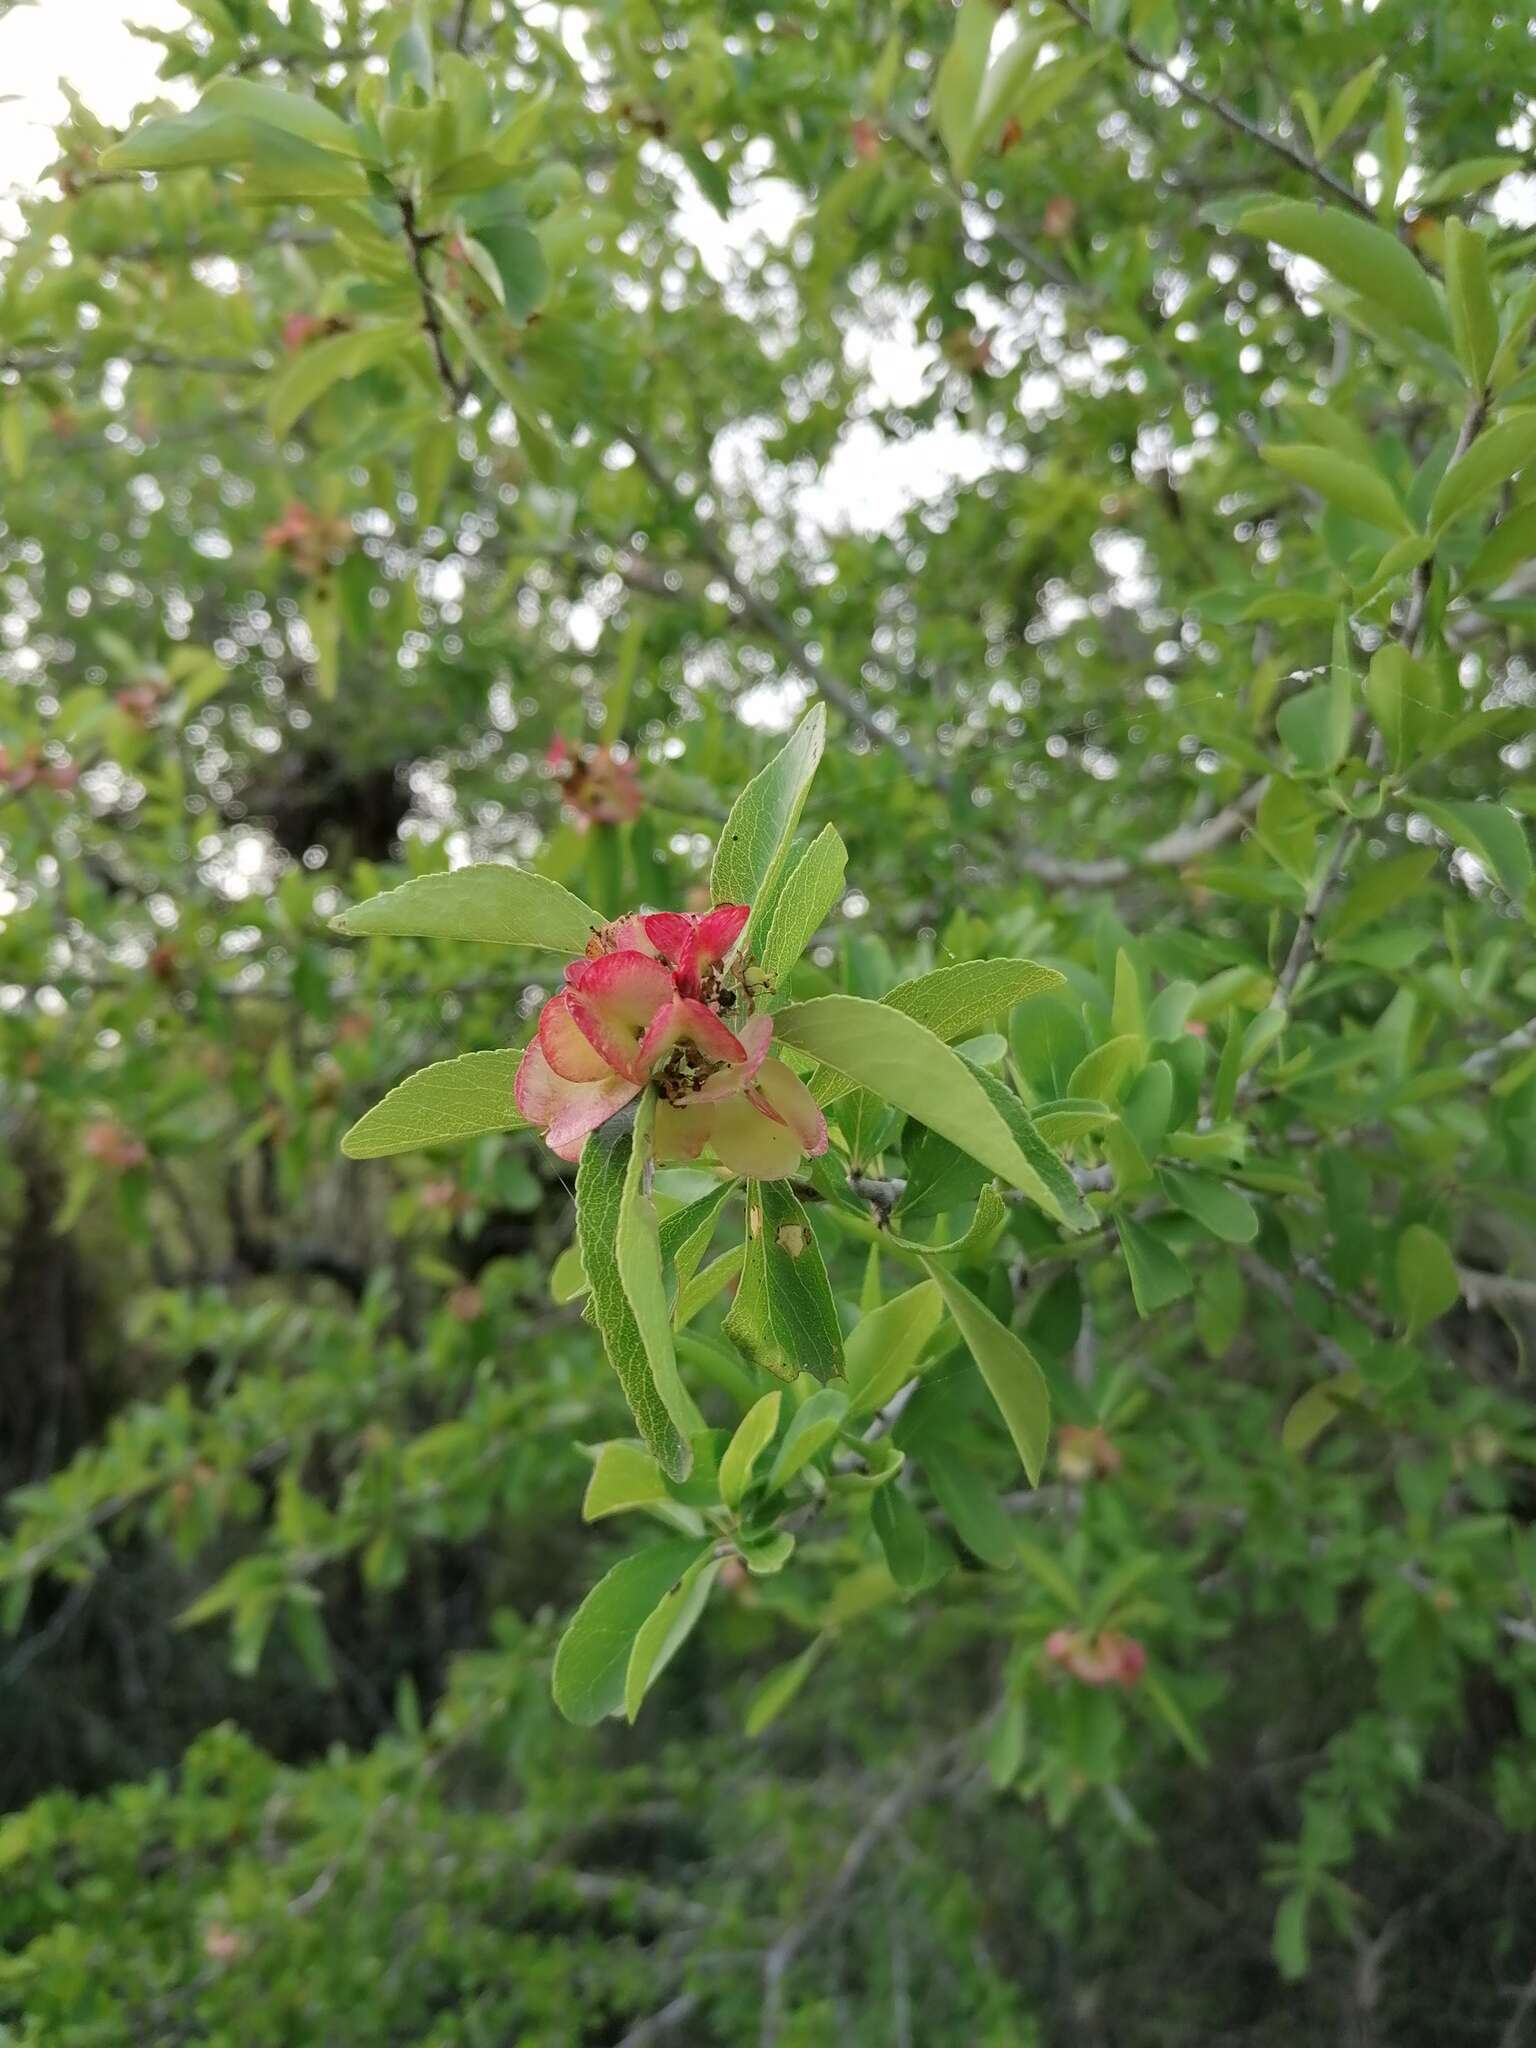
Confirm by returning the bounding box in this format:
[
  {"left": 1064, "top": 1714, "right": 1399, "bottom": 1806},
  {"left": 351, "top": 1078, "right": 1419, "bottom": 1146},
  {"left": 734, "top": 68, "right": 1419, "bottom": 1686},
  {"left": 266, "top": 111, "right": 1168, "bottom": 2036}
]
[
  {"left": 1048, "top": 0, "right": 1371, "bottom": 219},
  {"left": 1017, "top": 778, "right": 1266, "bottom": 888},
  {"left": 1457, "top": 1267, "right": 1536, "bottom": 1314},
  {"left": 1402, "top": 394, "right": 1487, "bottom": 647},
  {"left": 1267, "top": 387, "right": 1488, "bottom": 1011},
  {"left": 1240, "top": 1254, "right": 1361, "bottom": 1377},
  {"left": 759, "top": 1749, "right": 963, "bottom": 2047},
  {"left": 613, "top": 1993, "right": 702, "bottom": 2048},
  {"left": 1398, "top": 1564, "right": 1536, "bottom": 1650},
  {"left": 623, "top": 429, "right": 945, "bottom": 789},
  {"left": 1463, "top": 1016, "right": 1536, "bottom": 1082},
  {"left": 499, "top": 533, "right": 692, "bottom": 602},
  {"left": 1500, "top": 1959, "right": 1536, "bottom": 2048},
  {"left": 888, "top": 119, "right": 1075, "bottom": 290},
  {"left": 1272, "top": 818, "right": 1355, "bottom": 1007},
  {"left": 2, "top": 348, "right": 266, "bottom": 377},
  {"left": 233, "top": 44, "right": 367, "bottom": 75},
  {"left": 105, "top": 225, "right": 334, "bottom": 264},
  {"left": 398, "top": 193, "right": 468, "bottom": 411}
]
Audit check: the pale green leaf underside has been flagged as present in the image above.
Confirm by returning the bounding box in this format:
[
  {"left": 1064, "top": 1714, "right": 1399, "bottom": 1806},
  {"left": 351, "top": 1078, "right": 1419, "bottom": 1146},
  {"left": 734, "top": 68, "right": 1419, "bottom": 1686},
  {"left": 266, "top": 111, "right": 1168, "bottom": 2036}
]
[
  {"left": 777, "top": 994, "right": 1081, "bottom": 1224},
  {"left": 883, "top": 957, "right": 1065, "bottom": 1040},
  {"left": 577, "top": 1111, "right": 691, "bottom": 1480},
  {"left": 341, "top": 1049, "right": 529, "bottom": 1159},
  {"left": 581, "top": 1442, "right": 670, "bottom": 1523},
  {"left": 719, "top": 1392, "right": 782, "bottom": 1508},
  {"left": 552, "top": 1539, "right": 708, "bottom": 1725},
  {"left": 723, "top": 1181, "right": 844, "bottom": 1382},
  {"left": 815, "top": 958, "right": 1065, "bottom": 1108},
  {"left": 759, "top": 824, "right": 848, "bottom": 982},
  {"left": 924, "top": 1261, "right": 1051, "bottom": 1486},
  {"left": 616, "top": 1093, "right": 703, "bottom": 1454},
  {"left": 712, "top": 704, "right": 827, "bottom": 939},
  {"left": 331, "top": 862, "right": 600, "bottom": 953},
  {"left": 844, "top": 1278, "right": 945, "bottom": 1418},
  {"left": 624, "top": 1552, "right": 721, "bottom": 1721}
]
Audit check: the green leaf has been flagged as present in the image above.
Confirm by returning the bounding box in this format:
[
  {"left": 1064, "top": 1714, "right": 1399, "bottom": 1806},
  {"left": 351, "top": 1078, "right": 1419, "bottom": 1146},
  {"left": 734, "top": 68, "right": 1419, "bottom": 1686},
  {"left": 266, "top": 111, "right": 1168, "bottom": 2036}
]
[
  {"left": 1326, "top": 847, "right": 1438, "bottom": 940},
  {"left": 1195, "top": 1256, "right": 1247, "bottom": 1362},
  {"left": 331, "top": 862, "right": 600, "bottom": 953},
  {"left": 434, "top": 293, "right": 558, "bottom": 478},
  {"left": 576, "top": 1107, "right": 691, "bottom": 1480},
  {"left": 1033, "top": 1099, "right": 1115, "bottom": 1146},
  {"left": 711, "top": 704, "right": 827, "bottom": 945},
  {"left": 724, "top": 1182, "right": 844, "bottom": 1382},
  {"left": 1277, "top": 680, "right": 1352, "bottom": 777},
  {"left": 1417, "top": 155, "right": 1525, "bottom": 204},
  {"left": 582, "top": 1442, "right": 669, "bottom": 1522},
  {"left": 1464, "top": 501, "right": 1536, "bottom": 592},
  {"left": 920, "top": 1441, "right": 1017, "bottom": 1569},
  {"left": 1066, "top": 1033, "right": 1143, "bottom": 1106},
  {"left": 1490, "top": 276, "right": 1536, "bottom": 393},
  {"left": 552, "top": 1539, "right": 707, "bottom": 1725},
  {"left": 924, "top": 1262, "right": 1051, "bottom": 1485},
  {"left": 104, "top": 106, "right": 369, "bottom": 195},
  {"left": 814, "top": 958, "right": 1063, "bottom": 1126},
  {"left": 765, "top": 1386, "right": 851, "bottom": 1491},
  {"left": 1261, "top": 442, "right": 1413, "bottom": 534},
  {"left": 888, "top": 1183, "right": 1010, "bottom": 1263},
  {"left": 844, "top": 1278, "right": 946, "bottom": 1418},
  {"left": 871, "top": 1483, "right": 934, "bottom": 1591},
  {"left": 660, "top": 1186, "right": 733, "bottom": 1297},
  {"left": 624, "top": 1551, "right": 720, "bottom": 1721},
  {"left": 744, "top": 1638, "right": 824, "bottom": 1736},
  {"left": 1292, "top": 88, "right": 1322, "bottom": 158},
  {"left": 964, "top": 28, "right": 1044, "bottom": 174},
  {"left": 933, "top": 0, "right": 996, "bottom": 174},
  {"left": 1443, "top": 219, "right": 1499, "bottom": 390},
  {"left": 1416, "top": 798, "right": 1532, "bottom": 901},
  {"left": 1430, "top": 412, "right": 1536, "bottom": 535},
  {"left": 1239, "top": 199, "right": 1451, "bottom": 349},
  {"left": 1356, "top": 532, "right": 1433, "bottom": 604},
  {"left": 1257, "top": 775, "right": 1327, "bottom": 886},
  {"left": 718, "top": 1392, "right": 782, "bottom": 1508},
  {"left": 1396, "top": 1222, "right": 1460, "bottom": 1338},
  {"left": 739, "top": 1530, "right": 796, "bottom": 1576},
  {"left": 341, "top": 1049, "right": 529, "bottom": 1159},
  {"left": 676, "top": 1244, "right": 745, "bottom": 1332},
  {"left": 1317, "top": 56, "right": 1384, "bottom": 156},
  {"left": 100, "top": 103, "right": 288, "bottom": 173},
  {"left": 1273, "top": 1890, "right": 1312, "bottom": 1983},
  {"left": 1140, "top": 1670, "right": 1211, "bottom": 1767},
  {"left": 267, "top": 322, "right": 424, "bottom": 439},
  {"left": 881, "top": 957, "right": 1066, "bottom": 1042},
  {"left": 758, "top": 824, "right": 847, "bottom": 981},
  {"left": 551, "top": 1240, "right": 588, "bottom": 1304},
  {"left": 1117, "top": 1215, "right": 1192, "bottom": 1316},
  {"left": 1282, "top": 1370, "right": 1367, "bottom": 1455},
  {"left": 1364, "top": 643, "right": 1440, "bottom": 773},
  {"left": 963, "top": 1058, "right": 1097, "bottom": 1232},
  {"left": 464, "top": 219, "right": 549, "bottom": 322},
  {"left": 775, "top": 996, "right": 1089, "bottom": 1227},
  {"left": 889, "top": 1120, "right": 987, "bottom": 1222},
  {"left": 616, "top": 1092, "right": 702, "bottom": 1459},
  {"left": 1157, "top": 1167, "right": 1258, "bottom": 1245},
  {"left": 201, "top": 77, "right": 369, "bottom": 159}
]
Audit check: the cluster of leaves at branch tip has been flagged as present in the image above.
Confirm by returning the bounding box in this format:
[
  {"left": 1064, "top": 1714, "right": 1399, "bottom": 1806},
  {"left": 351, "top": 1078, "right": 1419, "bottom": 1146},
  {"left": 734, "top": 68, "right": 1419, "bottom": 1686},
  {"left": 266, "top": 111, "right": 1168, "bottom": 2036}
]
[{"left": 333, "top": 704, "right": 1088, "bottom": 1716}]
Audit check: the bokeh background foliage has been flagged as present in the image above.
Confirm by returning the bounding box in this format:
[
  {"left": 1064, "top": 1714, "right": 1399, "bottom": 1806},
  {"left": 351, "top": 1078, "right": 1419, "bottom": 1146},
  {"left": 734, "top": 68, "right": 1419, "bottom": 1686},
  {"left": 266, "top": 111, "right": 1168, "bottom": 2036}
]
[{"left": 3, "top": 0, "right": 1536, "bottom": 2040}]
